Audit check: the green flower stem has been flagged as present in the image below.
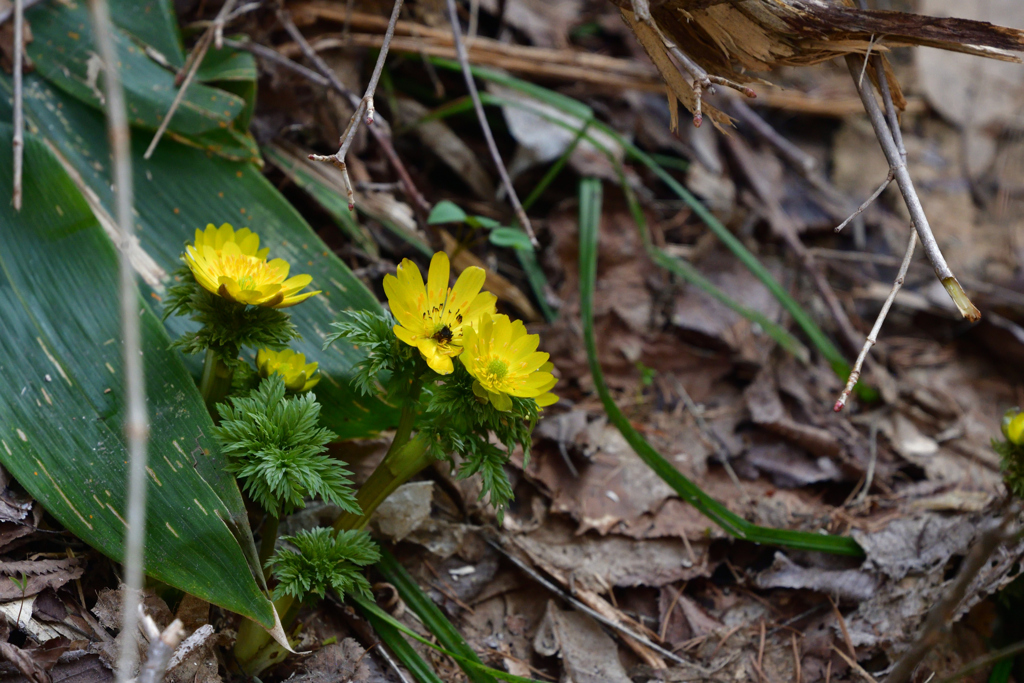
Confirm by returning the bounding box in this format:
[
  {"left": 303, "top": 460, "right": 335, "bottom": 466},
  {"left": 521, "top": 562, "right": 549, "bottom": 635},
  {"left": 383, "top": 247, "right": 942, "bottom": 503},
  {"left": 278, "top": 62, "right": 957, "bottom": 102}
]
[
  {"left": 233, "top": 593, "right": 297, "bottom": 675},
  {"left": 334, "top": 432, "right": 434, "bottom": 532},
  {"left": 258, "top": 514, "right": 279, "bottom": 581},
  {"left": 198, "top": 348, "right": 232, "bottom": 415}
]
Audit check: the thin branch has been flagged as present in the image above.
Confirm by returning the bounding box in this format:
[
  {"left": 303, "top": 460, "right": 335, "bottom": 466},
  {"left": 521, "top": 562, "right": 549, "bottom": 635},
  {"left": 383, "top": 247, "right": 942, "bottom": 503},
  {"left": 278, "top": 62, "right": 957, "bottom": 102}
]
[
  {"left": 487, "top": 537, "right": 701, "bottom": 670},
  {"left": 651, "top": 22, "right": 755, "bottom": 128},
  {"left": 144, "top": 0, "right": 240, "bottom": 159},
  {"left": 12, "top": 0, "right": 23, "bottom": 211},
  {"left": 222, "top": 37, "right": 330, "bottom": 87},
  {"left": 729, "top": 97, "right": 816, "bottom": 175},
  {"left": 844, "top": 54, "right": 980, "bottom": 322},
  {"left": 276, "top": 7, "right": 431, "bottom": 216},
  {"left": 834, "top": 171, "right": 893, "bottom": 233},
  {"left": 883, "top": 500, "right": 1021, "bottom": 683},
  {"left": 834, "top": 228, "right": 915, "bottom": 412},
  {"left": 872, "top": 56, "right": 906, "bottom": 163},
  {"left": 443, "top": 0, "right": 538, "bottom": 246},
  {"left": 87, "top": 4, "right": 148, "bottom": 683}
]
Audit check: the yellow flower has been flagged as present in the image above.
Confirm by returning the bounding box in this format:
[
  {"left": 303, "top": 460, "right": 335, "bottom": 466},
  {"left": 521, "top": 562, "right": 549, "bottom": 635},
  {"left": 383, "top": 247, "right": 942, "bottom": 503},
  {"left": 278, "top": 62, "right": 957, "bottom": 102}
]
[
  {"left": 257, "top": 348, "right": 320, "bottom": 392},
  {"left": 461, "top": 314, "right": 555, "bottom": 411},
  {"left": 534, "top": 362, "right": 559, "bottom": 409},
  {"left": 383, "top": 252, "right": 496, "bottom": 374},
  {"left": 184, "top": 223, "right": 320, "bottom": 308},
  {"left": 1004, "top": 409, "right": 1024, "bottom": 445}
]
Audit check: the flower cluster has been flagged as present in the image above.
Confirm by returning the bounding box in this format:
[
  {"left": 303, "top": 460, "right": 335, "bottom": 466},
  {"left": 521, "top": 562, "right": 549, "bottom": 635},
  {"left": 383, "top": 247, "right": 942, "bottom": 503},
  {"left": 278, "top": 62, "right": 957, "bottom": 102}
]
[{"left": 383, "top": 252, "right": 557, "bottom": 411}]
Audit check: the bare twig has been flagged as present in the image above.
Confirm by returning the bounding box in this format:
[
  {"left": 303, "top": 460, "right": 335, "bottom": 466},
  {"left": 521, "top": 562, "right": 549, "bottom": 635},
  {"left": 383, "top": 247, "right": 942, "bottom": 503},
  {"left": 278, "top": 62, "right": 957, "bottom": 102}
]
[
  {"left": 650, "top": 22, "right": 755, "bottom": 128},
  {"left": 144, "top": 0, "right": 240, "bottom": 159},
  {"left": 138, "top": 615, "right": 185, "bottom": 683},
  {"left": 831, "top": 645, "right": 880, "bottom": 683},
  {"left": 487, "top": 537, "right": 700, "bottom": 669},
  {"left": 834, "top": 171, "right": 893, "bottom": 233},
  {"left": 672, "top": 377, "right": 746, "bottom": 503},
  {"left": 12, "top": 0, "right": 23, "bottom": 211},
  {"left": 0, "top": 0, "right": 40, "bottom": 25},
  {"left": 845, "top": 54, "right": 980, "bottom": 322},
  {"left": 276, "top": 8, "right": 431, "bottom": 216},
  {"left": 223, "top": 37, "right": 329, "bottom": 87},
  {"left": 834, "top": 228, "right": 916, "bottom": 412},
  {"left": 443, "top": 0, "right": 538, "bottom": 246},
  {"left": 883, "top": 500, "right": 1021, "bottom": 683},
  {"left": 729, "top": 97, "right": 815, "bottom": 175},
  {"left": 873, "top": 57, "right": 906, "bottom": 163},
  {"left": 87, "top": 3, "right": 148, "bottom": 683}
]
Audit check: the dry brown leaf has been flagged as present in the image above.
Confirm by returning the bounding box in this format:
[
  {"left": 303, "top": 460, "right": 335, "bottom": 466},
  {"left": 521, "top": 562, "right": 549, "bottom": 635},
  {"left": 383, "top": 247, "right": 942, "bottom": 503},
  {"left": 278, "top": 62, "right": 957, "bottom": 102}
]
[{"left": 533, "top": 601, "right": 632, "bottom": 683}]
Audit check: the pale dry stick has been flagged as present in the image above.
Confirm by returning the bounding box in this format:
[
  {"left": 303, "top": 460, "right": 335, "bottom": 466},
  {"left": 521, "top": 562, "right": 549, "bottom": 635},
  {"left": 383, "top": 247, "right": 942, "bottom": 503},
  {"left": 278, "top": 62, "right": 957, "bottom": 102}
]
[
  {"left": 852, "top": 416, "right": 881, "bottom": 506},
  {"left": 844, "top": 54, "right": 980, "bottom": 322},
  {"left": 12, "top": 0, "right": 23, "bottom": 211},
  {"left": 831, "top": 645, "right": 880, "bottom": 683},
  {"left": 0, "top": 0, "right": 40, "bottom": 25},
  {"left": 138, "top": 613, "right": 185, "bottom": 683},
  {"left": 444, "top": 0, "right": 538, "bottom": 247},
  {"left": 650, "top": 22, "right": 755, "bottom": 128},
  {"left": 486, "top": 537, "right": 699, "bottom": 669},
  {"left": 834, "top": 171, "right": 893, "bottom": 234},
  {"left": 834, "top": 229, "right": 916, "bottom": 412},
  {"left": 143, "top": 0, "right": 240, "bottom": 159},
  {"left": 872, "top": 56, "right": 906, "bottom": 163},
  {"left": 223, "top": 37, "right": 330, "bottom": 87},
  {"left": 884, "top": 501, "right": 1021, "bottom": 683},
  {"left": 87, "top": 2, "right": 148, "bottom": 683}
]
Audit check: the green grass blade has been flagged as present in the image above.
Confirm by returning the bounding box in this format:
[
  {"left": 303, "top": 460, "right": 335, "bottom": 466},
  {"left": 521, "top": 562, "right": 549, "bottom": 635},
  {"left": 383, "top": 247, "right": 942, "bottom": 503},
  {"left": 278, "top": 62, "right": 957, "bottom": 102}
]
[
  {"left": 358, "top": 606, "right": 445, "bottom": 683},
  {"left": 376, "top": 547, "right": 496, "bottom": 683},
  {"left": 579, "top": 178, "right": 863, "bottom": 557},
  {"left": 350, "top": 593, "right": 542, "bottom": 683}
]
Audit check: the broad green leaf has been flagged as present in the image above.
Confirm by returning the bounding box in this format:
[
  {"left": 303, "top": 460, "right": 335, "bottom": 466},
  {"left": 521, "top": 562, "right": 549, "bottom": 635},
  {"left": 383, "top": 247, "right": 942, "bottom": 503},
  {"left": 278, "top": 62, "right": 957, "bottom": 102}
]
[
  {"left": 4, "top": 73, "right": 399, "bottom": 439},
  {"left": 427, "top": 200, "right": 468, "bottom": 225},
  {"left": 465, "top": 215, "right": 500, "bottom": 230},
  {"left": 197, "top": 43, "right": 259, "bottom": 83},
  {"left": 0, "top": 128, "right": 276, "bottom": 626},
  {"left": 488, "top": 228, "right": 534, "bottom": 251},
  {"left": 109, "top": 0, "right": 185, "bottom": 67},
  {"left": 26, "top": 1, "right": 243, "bottom": 139}
]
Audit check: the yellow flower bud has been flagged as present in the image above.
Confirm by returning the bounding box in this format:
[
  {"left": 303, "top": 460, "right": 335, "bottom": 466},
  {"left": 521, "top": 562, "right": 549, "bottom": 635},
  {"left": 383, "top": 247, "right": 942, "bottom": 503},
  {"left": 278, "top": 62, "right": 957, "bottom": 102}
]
[
  {"left": 1003, "top": 408, "right": 1024, "bottom": 445},
  {"left": 256, "top": 348, "right": 320, "bottom": 392}
]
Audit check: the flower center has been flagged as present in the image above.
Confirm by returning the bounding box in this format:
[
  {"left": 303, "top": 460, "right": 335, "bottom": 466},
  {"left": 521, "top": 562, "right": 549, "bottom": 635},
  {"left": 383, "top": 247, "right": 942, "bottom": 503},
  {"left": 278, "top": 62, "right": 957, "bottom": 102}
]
[
  {"left": 217, "top": 254, "right": 275, "bottom": 291},
  {"left": 486, "top": 358, "right": 509, "bottom": 380},
  {"left": 431, "top": 324, "right": 454, "bottom": 346}
]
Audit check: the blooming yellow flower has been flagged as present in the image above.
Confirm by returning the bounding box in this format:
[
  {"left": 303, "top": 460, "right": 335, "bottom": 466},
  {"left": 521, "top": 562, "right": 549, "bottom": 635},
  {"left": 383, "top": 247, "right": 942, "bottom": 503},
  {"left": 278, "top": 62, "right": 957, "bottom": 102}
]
[
  {"left": 534, "top": 362, "right": 559, "bottom": 409},
  {"left": 461, "top": 314, "right": 555, "bottom": 411},
  {"left": 184, "top": 223, "right": 320, "bottom": 308},
  {"left": 383, "top": 252, "right": 496, "bottom": 374},
  {"left": 257, "top": 348, "right": 320, "bottom": 392}
]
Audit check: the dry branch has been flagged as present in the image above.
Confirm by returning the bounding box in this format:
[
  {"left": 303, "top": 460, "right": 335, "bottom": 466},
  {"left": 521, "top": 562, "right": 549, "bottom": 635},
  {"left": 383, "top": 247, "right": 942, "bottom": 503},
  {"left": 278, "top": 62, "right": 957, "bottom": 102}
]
[
  {"left": 86, "top": 2, "right": 149, "bottom": 683},
  {"left": 444, "top": 0, "right": 537, "bottom": 246}
]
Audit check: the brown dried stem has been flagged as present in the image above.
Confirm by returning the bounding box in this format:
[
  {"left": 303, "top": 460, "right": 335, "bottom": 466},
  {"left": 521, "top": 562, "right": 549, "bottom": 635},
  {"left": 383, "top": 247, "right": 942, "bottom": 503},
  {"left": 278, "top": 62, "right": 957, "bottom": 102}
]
[
  {"left": 883, "top": 500, "right": 1020, "bottom": 683},
  {"left": 443, "top": 0, "right": 538, "bottom": 246},
  {"left": 834, "top": 228, "right": 915, "bottom": 413},
  {"left": 144, "top": 0, "right": 241, "bottom": 159},
  {"left": 651, "top": 22, "right": 755, "bottom": 128},
  {"left": 12, "top": 0, "right": 23, "bottom": 211},
  {"left": 277, "top": 6, "right": 430, "bottom": 216},
  {"left": 844, "top": 54, "right": 979, "bottom": 322}
]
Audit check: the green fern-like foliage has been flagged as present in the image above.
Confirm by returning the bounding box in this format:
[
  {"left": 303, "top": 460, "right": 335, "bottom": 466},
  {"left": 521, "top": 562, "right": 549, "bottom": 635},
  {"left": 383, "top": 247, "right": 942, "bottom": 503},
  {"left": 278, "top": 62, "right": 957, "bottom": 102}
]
[
  {"left": 994, "top": 437, "right": 1024, "bottom": 500},
  {"left": 163, "top": 267, "right": 299, "bottom": 361},
  {"left": 324, "top": 310, "right": 422, "bottom": 404},
  {"left": 266, "top": 527, "right": 379, "bottom": 601},
  {"left": 420, "top": 362, "right": 537, "bottom": 519},
  {"left": 213, "top": 375, "right": 360, "bottom": 518}
]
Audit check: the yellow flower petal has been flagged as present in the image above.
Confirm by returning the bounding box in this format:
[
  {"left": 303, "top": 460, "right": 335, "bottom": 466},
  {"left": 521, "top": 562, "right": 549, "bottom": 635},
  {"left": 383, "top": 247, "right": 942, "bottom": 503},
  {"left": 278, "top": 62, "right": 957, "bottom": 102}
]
[{"left": 426, "top": 252, "right": 451, "bottom": 312}]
